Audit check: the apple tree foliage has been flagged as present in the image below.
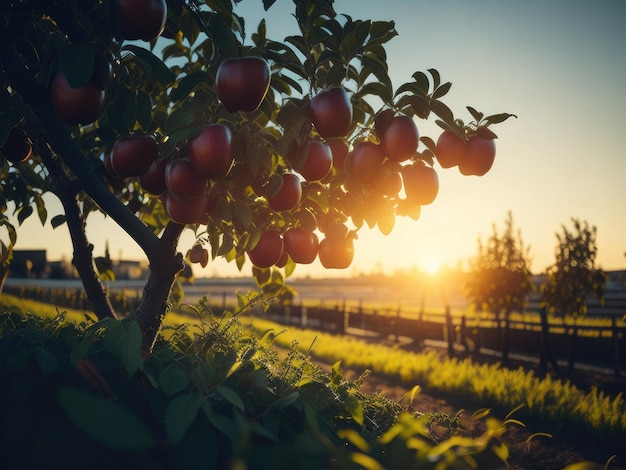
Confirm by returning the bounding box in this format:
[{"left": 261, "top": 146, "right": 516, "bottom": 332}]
[
  {"left": 541, "top": 218, "right": 606, "bottom": 318},
  {"left": 0, "top": 0, "right": 515, "bottom": 351},
  {"left": 465, "top": 211, "right": 533, "bottom": 359}
]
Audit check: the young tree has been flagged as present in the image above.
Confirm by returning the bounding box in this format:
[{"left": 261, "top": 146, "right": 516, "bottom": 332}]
[
  {"left": 465, "top": 211, "right": 534, "bottom": 360},
  {"left": 541, "top": 218, "right": 606, "bottom": 318},
  {"left": 0, "top": 0, "right": 514, "bottom": 352}
]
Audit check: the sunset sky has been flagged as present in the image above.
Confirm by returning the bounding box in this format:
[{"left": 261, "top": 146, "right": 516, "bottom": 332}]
[{"left": 8, "top": 0, "right": 626, "bottom": 278}]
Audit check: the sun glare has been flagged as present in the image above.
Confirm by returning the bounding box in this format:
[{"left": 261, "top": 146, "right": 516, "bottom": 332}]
[{"left": 423, "top": 257, "right": 441, "bottom": 275}]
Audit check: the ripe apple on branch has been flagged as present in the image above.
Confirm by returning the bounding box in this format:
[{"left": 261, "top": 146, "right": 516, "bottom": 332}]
[{"left": 0, "top": 0, "right": 515, "bottom": 352}]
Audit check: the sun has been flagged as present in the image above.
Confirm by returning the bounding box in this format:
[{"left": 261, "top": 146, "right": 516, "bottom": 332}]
[{"left": 423, "top": 257, "right": 441, "bottom": 275}]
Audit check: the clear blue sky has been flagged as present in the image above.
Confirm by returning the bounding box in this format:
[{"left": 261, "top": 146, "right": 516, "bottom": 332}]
[{"left": 8, "top": 0, "right": 626, "bottom": 277}]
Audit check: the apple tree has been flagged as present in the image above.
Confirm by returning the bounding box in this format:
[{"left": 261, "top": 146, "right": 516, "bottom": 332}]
[
  {"left": 541, "top": 218, "right": 606, "bottom": 318},
  {"left": 465, "top": 211, "right": 534, "bottom": 360},
  {"left": 0, "top": 0, "right": 515, "bottom": 352}
]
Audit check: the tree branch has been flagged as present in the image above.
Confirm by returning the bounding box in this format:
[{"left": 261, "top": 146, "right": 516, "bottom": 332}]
[
  {"left": 0, "top": 22, "right": 162, "bottom": 263},
  {"left": 39, "top": 142, "right": 117, "bottom": 321}
]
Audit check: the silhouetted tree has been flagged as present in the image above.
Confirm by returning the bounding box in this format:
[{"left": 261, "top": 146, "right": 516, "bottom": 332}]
[
  {"left": 541, "top": 218, "right": 606, "bottom": 319},
  {"left": 465, "top": 211, "right": 534, "bottom": 360}
]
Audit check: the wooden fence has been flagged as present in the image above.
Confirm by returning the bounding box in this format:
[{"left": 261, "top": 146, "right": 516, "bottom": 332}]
[
  {"left": 261, "top": 301, "right": 626, "bottom": 377},
  {"left": 3, "top": 283, "right": 625, "bottom": 376}
]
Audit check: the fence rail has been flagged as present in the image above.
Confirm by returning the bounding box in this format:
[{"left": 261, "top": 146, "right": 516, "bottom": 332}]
[
  {"left": 261, "top": 301, "right": 625, "bottom": 377},
  {"left": 3, "top": 283, "right": 625, "bottom": 376}
]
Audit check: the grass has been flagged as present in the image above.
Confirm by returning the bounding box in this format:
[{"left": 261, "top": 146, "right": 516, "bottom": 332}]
[
  {"left": 2, "top": 292, "right": 624, "bottom": 443},
  {"left": 241, "top": 314, "right": 626, "bottom": 442}
]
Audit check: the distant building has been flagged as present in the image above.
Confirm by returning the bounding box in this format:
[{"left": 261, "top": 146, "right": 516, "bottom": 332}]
[
  {"left": 9, "top": 250, "right": 48, "bottom": 278},
  {"left": 8, "top": 249, "right": 149, "bottom": 281},
  {"left": 112, "top": 259, "right": 149, "bottom": 280}
]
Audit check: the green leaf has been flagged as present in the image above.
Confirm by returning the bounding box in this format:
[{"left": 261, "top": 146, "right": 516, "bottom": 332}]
[
  {"left": 476, "top": 125, "right": 498, "bottom": 140},
  {"left": 50, "top": 214, "right": 66, "bottom": 229},
  {"left": 344, "top": 393, "right": 364, "bottom": 426},
  {"left": 165, "top": 110, "right": 195, "bottom": 135},
  {"left": 31, "top": 345, "right": 57, "bottom": 375},
  {"left": 263, "top": 0, "right": 277, "bottom": 10},
  {"left": 165, "top": 392, "right": 202, "bottom": 444},
  {"left": 396, "top": 94, "right": 429, "bottom": 119},
  {"left": 427, "top": 68, "right": 441, "bottom": 89},
  {"left": 216, "top": 385, "right": 244, "bottom": 411},
  {"left": 158, "top": 365, "right": 190, "bottom": 396},
  {"left": 252, "top": 265, "right": 271, "bottom": 287},
  {"left": 358, "top": 81, "right": 393, "bottom": 106},
  {"left": 431, "top": 81, "right": 452, "bottom": 100},
  {"left": 33, "top": 193, "right": 47, "bottom": 225},
  {"left": 136, "top": 91, "right": 153, "bottom": 130},
  {"left": 57, "top": 42, "right": 95, "bottom": 88},
  {"left": 420, "top": 136, "right": 436, "bottom": 153},
  {"left": 331, "top": 360, "right": 343, "bottom": 385},
  {"left": 170, "top": 71, "right": 209, "bottom": 103},
  {"left": 484, "top": 112, "right": 518, "bottom": 125},
  {"left": 274, "top": 391, "right": 300, "bottom": 408},
  {"left": 123, "top": 45, "right": 176, "bottom": 85},
  {"left": 17, "top": 204, "right": 33, "bottom": 226},
  {"left": 58, "top": 387, "right": 155, "bottom": 450},
  {"left": 104, "top": 320, "right": 143, "bottom": 376},
  {"left": 466, "top": 106, "right": 484, "bottom": 122},
  {"left": 429, "top": 99, "right": 454, "bottom": 127},
  {"left": 411, "top": 71, "right": 430, "bottom": 94}
]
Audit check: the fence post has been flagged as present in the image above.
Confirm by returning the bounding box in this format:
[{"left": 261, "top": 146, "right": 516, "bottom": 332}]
[
  {"left": 445, "top": 305, "right": 454, "bottom": 357},
  {"left": 338, "top": 304, "right": 346, "bottom": 335},
  {"left": 568, "top": 323, "right": 579, "bottom": 372},
  {"left": 612, "top": 316, "right": 621, "bottom": 377}
]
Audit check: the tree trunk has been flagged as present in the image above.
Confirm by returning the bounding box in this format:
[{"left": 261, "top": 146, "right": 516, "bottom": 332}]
[
  {"left": 568, "top": 324, "right": 579, "bottom": 372},
  {"left": 501, "top": 309, "right": 510, "bottom": 362},
  {"left": 39, "top": 142, "right": 117, "bottom": 320},
  {"left": 132, "top": 222, "right": 185, "bottom": 353},
  {"left": 538, "top": 306, "right": 560, "bottom": 373}
]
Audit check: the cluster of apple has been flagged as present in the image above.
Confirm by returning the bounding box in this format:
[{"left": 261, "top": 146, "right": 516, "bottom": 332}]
[
  {"left": 435, "top": 130, "right": 496, "bottom": 176},
  {"left": 50, "top": 0, "right": 168, "bottom": 127},
  {"left": 12, "top": 0, "right": 500, "bottom": 274}
]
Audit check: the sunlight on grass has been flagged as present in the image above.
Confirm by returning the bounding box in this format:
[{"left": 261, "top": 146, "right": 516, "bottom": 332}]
[{"left": 242, "top": 315, "right": 626, "bottom": 440}]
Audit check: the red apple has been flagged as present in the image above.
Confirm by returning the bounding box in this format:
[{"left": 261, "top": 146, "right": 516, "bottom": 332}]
[
  {"left": 215, "top": 57, "right": 271, "bottom": 113},
  {"left": 372, "top": 160, "right": 402, "bottom": 196},
  {"left": 247, "top": 229, "right": 284, "bottom": 268},
  {"left": 298, "top": 140, "right": 333, "bottom": 181},
  {"left": 402, "top": 163, "right": 439, "bottom": 205},
  {"left": 139, "top": 155, "right": 171, "bottom": 195},
  {"left": 436, "top": 130, "right": 466, "bottom": 169},
  {"left": 165, "top": 192, "right": 212, "bottom": 225},
  {"left": 268, "top": 173, "right": 302, "bottom": 212},
  {"left": 110, "top": 134, "right": 157, "bottom": 178},
  {"left": 310, "top": 87, "right": 353, "bottom": 138},
  {"left": 459, "top": 136, "right": 496, "bottom": 176},
  {"left": 51, "top": 69, "right": 106, "bottom": 125},
  {"left": 284, "top": 227, "right": 319, "bottom": 264},
  {"left": 318, "top": 235, "right": 354, "bottom": 269},
  {"left": 116, "top": 0, "right": 167, "bottom": 42},
  {"left": 165, "top": 157, "right": 208, "bottom": 200},
  {"left": 350, "top": 141, "right": 385, "bottom": 185},
  {"left": 377, "top": 114, "right": 419, "bottom": 162},
  {"left": 188, "top": 124, "right": 233, "bottom": 179},
  {"left": 1, "top": 127, "right": 32, "bottom": 164}
]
